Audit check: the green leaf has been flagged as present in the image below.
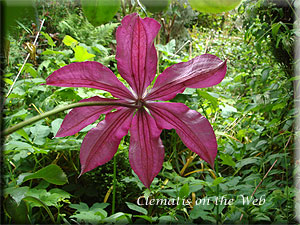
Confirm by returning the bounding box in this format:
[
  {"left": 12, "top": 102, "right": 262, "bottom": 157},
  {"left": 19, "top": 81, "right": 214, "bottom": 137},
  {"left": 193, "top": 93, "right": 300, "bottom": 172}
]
[
  {"left": 18, "top": 164, "right": 68, "bottom": 185},
  {"left": 30, "top": 124, "right": 51, "bottom": 146},
  {"left": 25, "top": 188, "right": 71, "bottom": 207},
  {"left": 163, "top": 161, "right": 173, "bottom": 170},
  {"left": 135, "top": 215, "right": 157, "bottom": 223},
  {"left": 140, "top": 0, "right": 170, "bottom": 13},
  {"left": 81, "top": 0, "right": 121, "bottom": 26},
  {"left": 42, "top": 188, "right": 71, "bottom": 206},
  {"left": 51, "top": 118, "right": 63, "bottom": 136},
  {"left": 70, "top": 202, "right": 109, "bottom": 223},
  {"left": 271, "top": 23, "right": 282, "bottom": 37},
  {"left": 197, "top": 90, "right": 219, "bottom": 110},
  {"left": 69, "top": 202, "right": 89, "bottom": 211},
  {"left": 4, "top": 0, "right": 36, "bottom": 34},
  {"left": 90, "top": 202, "right": 110, "bottom": 210},
  {"left": 23, "top": 196, "right": 55, "bottom": 223},
  {"left": 157, "top": 39, "right": 176, "bottom": 56},
  {"left": 220, "top": 103, "right": 237, "bottom": 117},
  {"left": 63, "top": 35, "right": 78, "bottom": 47},
  {"left": 188, "top": 0, "right": 242, "bottom": 13},
  {"left": 41, "top": 31, "right": 55, "bottom": 47},
  {"left": 220, "top": 154, "right": 236, "bottom": 167},
  {"left": 4, "top": 186, "right": 29, "bottom": 205},
  {"left": 23, "top": 63, "right": 38, "bottom": 78},
  {"left": 3, "top": 78, "right": 13, "bottom": 85},
  {"left": 158, "top": 215, "right": 177, "bottom": 223},
  {"left": 16, "top": 128, "right": 32, "bottom": 143},
  {"left": 4, "top": 197, "right": 30, "bottom": 224},
  {"left": 73, "top": 45, "right": 95, "bottom": 62},
  {"left": 103, "top": 212, "right": 132, "bottom": 223},
  {"left": 126, "top": 202, "right": 148, "bottom": 215},
  {"left": 272, "top": 102, "right": 285, "bottom": 110},
  {"left": 212, "top": 177, "right": 225, "bottom": 186},
  {"left": 256, "top": 140, "right": 267, "bottom": 149},
  {"left": 235, "top": 157, "right": 260, "bottom": 169},
  {"left": 71, "top": 211, "right": 105, "bottom": 223},
  {"left": 42, "top": 49, "right": 65, "bottom": 55},
  {"left": 190, "top": 205, "right": 209, "bottom": 220},
  {"left": 179, "top": 183, "right": 190, "bottom": 198}
]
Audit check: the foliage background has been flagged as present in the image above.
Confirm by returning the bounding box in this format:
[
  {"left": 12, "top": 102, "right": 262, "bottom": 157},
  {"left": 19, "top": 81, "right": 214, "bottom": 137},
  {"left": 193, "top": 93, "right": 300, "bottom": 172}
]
[{"left": 1, "top": 0, "right": 298, "bottom": 224}]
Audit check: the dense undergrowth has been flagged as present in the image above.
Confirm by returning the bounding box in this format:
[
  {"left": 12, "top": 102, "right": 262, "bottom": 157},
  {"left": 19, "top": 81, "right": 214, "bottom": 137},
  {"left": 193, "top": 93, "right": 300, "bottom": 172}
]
[{"left": 1, "top": 0, "right": 297, "bottom": 223}]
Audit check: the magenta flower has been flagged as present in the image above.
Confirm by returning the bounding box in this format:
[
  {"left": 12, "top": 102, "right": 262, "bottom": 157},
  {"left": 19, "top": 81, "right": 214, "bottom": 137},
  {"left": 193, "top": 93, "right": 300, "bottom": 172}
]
[{"left": 46, "top": 13, "right": 227, "bottom": 188}]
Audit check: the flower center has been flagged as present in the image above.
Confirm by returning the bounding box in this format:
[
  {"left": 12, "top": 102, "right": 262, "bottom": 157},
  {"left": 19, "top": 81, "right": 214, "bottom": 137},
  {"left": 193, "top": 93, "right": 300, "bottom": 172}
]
[{"left": 135, "top": 98, "right": 145, "bottom": 109}]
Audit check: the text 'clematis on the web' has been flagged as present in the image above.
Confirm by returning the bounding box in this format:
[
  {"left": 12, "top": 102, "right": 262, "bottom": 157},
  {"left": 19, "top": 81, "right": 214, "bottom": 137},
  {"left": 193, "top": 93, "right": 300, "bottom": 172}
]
[{"left": 45, "top": 13, "right": 227, "bottom": 188}]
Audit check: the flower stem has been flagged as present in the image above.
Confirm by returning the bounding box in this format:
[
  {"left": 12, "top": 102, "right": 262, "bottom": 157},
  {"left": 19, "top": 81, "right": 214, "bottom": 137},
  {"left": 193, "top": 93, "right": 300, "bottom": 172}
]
[
  {"left": 3, "top": 101, "right": 137, "bottom": 136},
  {"left": 112, "top": 155, "right": 117, "bottom": 215}
]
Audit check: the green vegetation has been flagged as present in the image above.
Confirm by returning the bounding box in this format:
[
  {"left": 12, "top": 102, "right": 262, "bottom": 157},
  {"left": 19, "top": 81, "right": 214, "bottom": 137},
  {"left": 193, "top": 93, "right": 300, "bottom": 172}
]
[{"left": 2, "top": 0, "right": 297, "bottom": 223}]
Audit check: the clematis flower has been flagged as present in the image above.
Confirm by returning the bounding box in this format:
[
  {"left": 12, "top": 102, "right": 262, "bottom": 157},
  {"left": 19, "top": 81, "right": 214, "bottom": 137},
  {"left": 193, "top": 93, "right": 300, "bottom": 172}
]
[{"left": 46, "top": 13, "right": 227, "bottom": 188}]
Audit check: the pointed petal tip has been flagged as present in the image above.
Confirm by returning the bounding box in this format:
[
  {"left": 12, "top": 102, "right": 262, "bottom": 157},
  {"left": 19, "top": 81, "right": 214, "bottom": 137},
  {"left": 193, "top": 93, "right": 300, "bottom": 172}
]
[
  {"left": 55, "top": 126, "right": 72, "bottom": 137},
  {"left": 55, "top": 130, "right": 65, "bottom": 138},
  {"left": 206, "top": 153, "right": 216, "bottom": 170},
  {"left": 78, "top": 166, "right": 88, "bottom": 178},
  {"left": 209, "top": 161, "right": 215, "bottom": 170},
  {"left": 141, "top": 179, "right": 152, "bottom": 189}
]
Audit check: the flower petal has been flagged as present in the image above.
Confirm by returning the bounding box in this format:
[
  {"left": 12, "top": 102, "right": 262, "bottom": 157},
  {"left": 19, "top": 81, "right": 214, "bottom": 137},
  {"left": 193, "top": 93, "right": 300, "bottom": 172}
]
[
  {"left": 146, "top": 54, "right": 227, "bottom": 101},
  {"left": 116, "top": 13, "right": 161, "bottom": 97},
  {"left": 80, "top": 108, "right": 134, "bottom": 175},
  {"left": 56, "top": 96, "right": 126, "bottom": 137},
  {"left": 46, "top": 61, "right": 134, "bottom": 100},
  {"left": 147, "top": 102, "right": 217, "bottom": 167},
  {"left": 129, "top": 109, "right": 164, "bottom": 188}
]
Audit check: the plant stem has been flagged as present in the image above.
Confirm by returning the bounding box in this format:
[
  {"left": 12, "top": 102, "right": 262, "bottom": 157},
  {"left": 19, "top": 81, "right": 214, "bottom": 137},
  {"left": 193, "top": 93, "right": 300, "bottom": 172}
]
[
  {"left": 112, "top": 155, "right": 117, "bottom": 215},
  {"left": 284, "top": 135, "right": 292, "bottom": 220},
  {"left": 239, "top": 159, "right": 278, "bottom": 221},
  {"left": 215, "top": 155, "right": 220, "bottom": 224},
  {"left": 3, "top": 101, "right": 137, "bottom": 136},
  {"left": 6, "top": 19, "right": 45, "bottom": 98}
]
